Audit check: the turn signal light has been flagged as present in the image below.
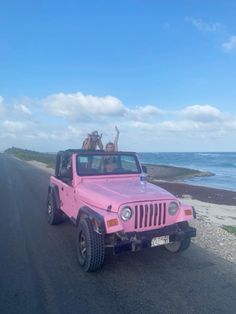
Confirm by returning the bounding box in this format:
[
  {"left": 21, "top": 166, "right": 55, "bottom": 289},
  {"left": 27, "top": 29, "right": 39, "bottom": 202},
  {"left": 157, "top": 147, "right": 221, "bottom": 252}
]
[
  {"left": 107, "top": 218, "right": 119, "bottom": 227},
  {"left": 185, "top": 209, "right": 192, "bottom": 216}
]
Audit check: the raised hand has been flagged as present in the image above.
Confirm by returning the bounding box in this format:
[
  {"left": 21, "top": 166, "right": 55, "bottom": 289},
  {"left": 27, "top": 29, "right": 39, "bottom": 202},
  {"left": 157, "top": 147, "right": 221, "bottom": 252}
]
[{"left": 115, "top": 126, "right": 119, "bottom": 133}]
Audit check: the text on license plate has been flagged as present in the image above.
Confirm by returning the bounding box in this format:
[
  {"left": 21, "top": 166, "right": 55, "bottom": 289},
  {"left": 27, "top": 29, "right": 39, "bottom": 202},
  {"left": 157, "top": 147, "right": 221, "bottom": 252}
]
[{"left": 151, "top": 236, "right": 170, "bottom": 247}]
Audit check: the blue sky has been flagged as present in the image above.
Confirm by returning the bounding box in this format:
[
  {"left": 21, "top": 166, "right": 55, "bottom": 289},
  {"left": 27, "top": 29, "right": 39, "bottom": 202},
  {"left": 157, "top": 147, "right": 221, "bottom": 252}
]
[{"left": 0, "top": 0, "right": 236, "bottom": 152}]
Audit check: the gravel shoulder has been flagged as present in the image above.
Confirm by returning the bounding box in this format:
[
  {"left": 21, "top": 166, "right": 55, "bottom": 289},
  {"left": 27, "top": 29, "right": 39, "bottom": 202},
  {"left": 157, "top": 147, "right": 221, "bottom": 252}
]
[
  {"left": 26, "top": 160, "right": 54, "bottom": 174},
  {"left": 189, "top": 215, "right": 236, "bottom": 265}
]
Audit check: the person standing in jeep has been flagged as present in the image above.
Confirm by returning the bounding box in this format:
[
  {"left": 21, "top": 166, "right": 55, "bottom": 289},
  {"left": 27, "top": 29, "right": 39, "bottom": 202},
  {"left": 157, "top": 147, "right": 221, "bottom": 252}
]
[
  {"left": 82, "top": 131, "right": 103, "bottom": 150},
  {"left": 105, "top": 126, "right": 120, "bottom": 152},
  {"left": 103, "top": 126, "right": 120, "bottom": 171},
  {"left": 82, "top": 126, "right": 120, "bottom": 152}
]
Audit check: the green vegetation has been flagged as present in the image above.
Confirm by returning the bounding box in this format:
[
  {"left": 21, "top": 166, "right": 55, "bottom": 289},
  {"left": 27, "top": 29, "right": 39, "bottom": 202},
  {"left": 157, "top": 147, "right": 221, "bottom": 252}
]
[
  {"left": 5, "top": 147, "right": 56, "bottom": 168},
  {"left": 222, "top": 225, "right": 236, "bottom": 236}
]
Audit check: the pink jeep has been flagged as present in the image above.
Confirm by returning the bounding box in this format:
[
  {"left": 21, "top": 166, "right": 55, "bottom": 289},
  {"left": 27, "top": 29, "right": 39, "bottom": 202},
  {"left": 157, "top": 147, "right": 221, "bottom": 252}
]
[{"left": 47, "top": 149, "right": 196, "bottom": 272}]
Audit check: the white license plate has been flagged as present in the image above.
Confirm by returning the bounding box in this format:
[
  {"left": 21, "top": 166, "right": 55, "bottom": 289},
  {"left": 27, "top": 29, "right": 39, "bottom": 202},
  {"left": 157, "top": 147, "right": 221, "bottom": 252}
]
[{"left": 151, "top": 236, "right": 170, "bottom": 247}]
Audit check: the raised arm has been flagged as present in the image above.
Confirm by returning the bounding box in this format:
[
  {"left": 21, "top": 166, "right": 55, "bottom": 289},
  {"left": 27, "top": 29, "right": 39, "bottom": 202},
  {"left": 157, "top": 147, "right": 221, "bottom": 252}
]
[
  {"left": 97, "top": 133, "right": 104, "bottom": 150},
  {"left": 114, "top": 126, "right": 119, "bottom": 151},
  {"left": 82, "top": 135, "right": 92, "bottom": 150}
]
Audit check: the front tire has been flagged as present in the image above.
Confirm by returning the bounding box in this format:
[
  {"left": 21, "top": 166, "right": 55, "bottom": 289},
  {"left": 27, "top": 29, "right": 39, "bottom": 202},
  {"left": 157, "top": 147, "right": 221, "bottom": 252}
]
[
  {"left": 47, "top": 191, "right": 63, "bottom": 225},
  {"left": 164, "top": 221, "right": 191, "bottom": 253},
  {"left": 164, "top": 238, "right": 191, "bottom": 253},
  {"left": 76, "top": 218, "right": 105, "bottom": 272}
]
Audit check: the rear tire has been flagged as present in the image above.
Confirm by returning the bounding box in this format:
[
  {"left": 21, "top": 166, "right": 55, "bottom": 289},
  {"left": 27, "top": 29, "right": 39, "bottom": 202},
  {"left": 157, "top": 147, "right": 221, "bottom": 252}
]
[
  {"left": 47, "top": 191, "right": 63, "bottom": 225},
  {"left": 76, "top": 218, "right": 105, "bottom": 272}
]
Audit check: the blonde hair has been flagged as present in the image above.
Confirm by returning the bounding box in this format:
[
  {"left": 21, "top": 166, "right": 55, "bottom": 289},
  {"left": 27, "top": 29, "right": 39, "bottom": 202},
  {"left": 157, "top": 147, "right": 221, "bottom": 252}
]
[{"left": 106, "top": 142, "right": 114, "bottom": 149}]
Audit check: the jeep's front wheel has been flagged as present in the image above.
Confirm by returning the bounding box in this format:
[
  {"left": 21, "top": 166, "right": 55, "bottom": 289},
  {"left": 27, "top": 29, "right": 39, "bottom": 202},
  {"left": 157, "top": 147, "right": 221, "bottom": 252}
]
[
  {"left": 76, "top": 218, "right": 105, "bottom": 272},
  {"left": 47, "top": 191, "right": 63, "bottom": 225},
  {"left": 164, "top": 238, "right": 191, "bottom": 253}
]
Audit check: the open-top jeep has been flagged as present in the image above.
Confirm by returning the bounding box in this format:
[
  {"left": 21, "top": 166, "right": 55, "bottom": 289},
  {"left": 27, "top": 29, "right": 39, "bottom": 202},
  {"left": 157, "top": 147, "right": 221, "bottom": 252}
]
[{"left": 47, "top": 149, "right": 196, "bottom": 272}]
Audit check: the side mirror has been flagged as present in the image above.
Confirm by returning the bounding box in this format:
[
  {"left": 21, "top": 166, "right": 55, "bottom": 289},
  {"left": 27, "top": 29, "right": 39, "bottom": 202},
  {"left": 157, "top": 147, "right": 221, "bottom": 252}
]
[{"left": 142, "top": 165, "right": 147, "bottom": 173}]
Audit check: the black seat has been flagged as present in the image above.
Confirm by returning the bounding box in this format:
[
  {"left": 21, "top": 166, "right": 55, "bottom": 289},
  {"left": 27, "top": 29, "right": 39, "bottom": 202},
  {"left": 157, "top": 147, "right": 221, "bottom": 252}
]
[
  {"left": 60, "top": 167, "right": 72, "bottom": 183},
  {"left": 78, "top": 163, "right": 89, "bottom": 175}
]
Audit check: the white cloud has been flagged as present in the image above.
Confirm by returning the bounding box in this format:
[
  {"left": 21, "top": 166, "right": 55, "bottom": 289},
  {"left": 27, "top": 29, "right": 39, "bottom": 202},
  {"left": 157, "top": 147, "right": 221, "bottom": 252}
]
[
  {"left": 126, "top": 105, "right": 164, "bottom": 121},
  {"left": 130, "top": 120, "right": 213, "bottom": 133},
  {"left": 186, "top": 18, "right": 236, "bottom": 53},
  {"left": 67, "top": 125, "right": 83, "bottom": 136},
  {"left": 42, "top": 92, "right": 125, "bottom": 120},
  {"left": 0, "top": 96, "right": 6, "bottom": 116},
  {"left": 1, "top": 91, "right": 236, "bottom": 152},
  {"left": 223, "top": 118, "right": 236, "bottom": 130},
  {"left": 160, "top": 120, "right": 197, "bottom": 132},
  {"left": 186, "top": 17, "right": 223, "bottom": 33},
  {"left": 14, "top": 104, "right": 32, "bottom": 115},
  {"left": 25, "top": 131, "right": 49, "bottom": 140},
  {"left": 180, "top": 105, "right": 222, "bottom": 122},
  {"left": 137, "top": 105, "right": 163, "bottom": 115},
  {"left": 222, "top": 35, "right": 236, "bottom": 51},
  {"left": 41, "top": 92, "right": 164, "bottom": 125},
  {"left": 130, "top": 121, "right": 154, "bottom": 130},
  {"left": 2, "top": 120, "right": 27, "bottom": 133}
]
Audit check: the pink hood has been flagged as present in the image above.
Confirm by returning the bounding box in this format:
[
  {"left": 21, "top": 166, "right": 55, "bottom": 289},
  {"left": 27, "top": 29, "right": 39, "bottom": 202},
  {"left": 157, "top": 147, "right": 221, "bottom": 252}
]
[{"left": 77, "top": 177, "right": 176, "bottom": 212}]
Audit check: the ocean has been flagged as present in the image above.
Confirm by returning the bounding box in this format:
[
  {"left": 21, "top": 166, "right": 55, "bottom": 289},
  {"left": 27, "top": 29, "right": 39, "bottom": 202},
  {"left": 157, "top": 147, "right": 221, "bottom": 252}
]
[{"left": 137, "top": 152, "right": 236, "bottom": 192}]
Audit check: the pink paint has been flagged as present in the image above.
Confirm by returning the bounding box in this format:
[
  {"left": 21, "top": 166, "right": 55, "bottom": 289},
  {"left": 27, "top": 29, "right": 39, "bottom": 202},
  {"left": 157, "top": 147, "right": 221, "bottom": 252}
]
[{"left": 50, "top": 152, "right": 194, "bottom": 234}]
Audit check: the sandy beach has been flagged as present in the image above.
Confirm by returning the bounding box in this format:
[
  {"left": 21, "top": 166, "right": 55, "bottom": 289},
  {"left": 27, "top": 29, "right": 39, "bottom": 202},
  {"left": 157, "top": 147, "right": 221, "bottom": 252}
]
[{"left": 153, "top": 182, "right": 236, "bottom": 226}]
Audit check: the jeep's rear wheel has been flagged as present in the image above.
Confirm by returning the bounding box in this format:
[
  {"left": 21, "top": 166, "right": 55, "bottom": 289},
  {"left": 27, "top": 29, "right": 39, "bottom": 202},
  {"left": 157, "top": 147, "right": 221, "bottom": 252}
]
[
  {"left": 76, "top": 218, "right": 105, "bottom": 272},
  {"left": 47, "top": 191, "right": 63, "bottom": 225}
]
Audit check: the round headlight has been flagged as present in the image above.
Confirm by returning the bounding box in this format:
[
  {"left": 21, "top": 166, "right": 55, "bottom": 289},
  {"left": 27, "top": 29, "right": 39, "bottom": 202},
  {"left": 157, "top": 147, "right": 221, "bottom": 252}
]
[
  {"left": 168, "top": 202, "right": 179, "bottom": 216},
  {"left": 120, "top": 207, "right": 132, "bottom": 221}
]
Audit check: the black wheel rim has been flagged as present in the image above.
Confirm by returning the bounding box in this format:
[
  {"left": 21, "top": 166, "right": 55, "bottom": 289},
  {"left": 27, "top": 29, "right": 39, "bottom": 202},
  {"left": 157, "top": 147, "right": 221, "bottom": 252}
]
[
  {"left": 79, "top": 231, "right": 87, "bottom": 261},
  {"left": 47, "top": 201, "right": 53, "bottom": 217}
]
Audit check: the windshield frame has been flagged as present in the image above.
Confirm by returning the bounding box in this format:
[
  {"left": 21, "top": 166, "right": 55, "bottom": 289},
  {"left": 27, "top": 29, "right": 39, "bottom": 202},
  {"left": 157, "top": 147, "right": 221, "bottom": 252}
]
[{"left": 75, "top": 151, "right": 142, "bottom": 177}]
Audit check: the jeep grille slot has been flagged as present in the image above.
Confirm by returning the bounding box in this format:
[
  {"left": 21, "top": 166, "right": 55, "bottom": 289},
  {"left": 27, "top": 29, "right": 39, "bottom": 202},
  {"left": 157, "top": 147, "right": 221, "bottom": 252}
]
[
  {"left": 163, "top": 203, "right": 166, "bottom": 224},
  {"left": 134, "top": 202, "right": 167, "bottom": 229},
  {"left": 158, "top": 203, "right": 162, "bottom": 225},
  {"left": 135, "top": 205, "right": 138, "bottom": 229},
  {"left": 139, "top": 205, "right": 144, "bottom": 228},
  {"left": 149, "top": 204, "right": 153, "bottom": 227},
  {"left": 154, "top": 203, "right": 158, "bottom": 226}
]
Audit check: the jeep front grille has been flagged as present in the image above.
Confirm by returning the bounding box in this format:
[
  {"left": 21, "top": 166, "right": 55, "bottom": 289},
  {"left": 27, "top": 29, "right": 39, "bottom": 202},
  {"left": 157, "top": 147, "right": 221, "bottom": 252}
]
[{"left": 134, "top": 203, "right": 167, "bottom": 229}]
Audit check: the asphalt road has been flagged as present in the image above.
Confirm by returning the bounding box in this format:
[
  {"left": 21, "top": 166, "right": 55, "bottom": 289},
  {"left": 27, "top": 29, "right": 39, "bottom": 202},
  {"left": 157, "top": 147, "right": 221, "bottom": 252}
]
[{"left": 0, "top": 153, "right": 236, "bottom": 314}]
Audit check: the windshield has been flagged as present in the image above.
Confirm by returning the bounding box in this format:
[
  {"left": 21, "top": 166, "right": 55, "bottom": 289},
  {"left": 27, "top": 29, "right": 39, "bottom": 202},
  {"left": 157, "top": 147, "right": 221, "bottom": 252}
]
[{"left": 76, "top": 153, "right": 141, "bottom": 176}]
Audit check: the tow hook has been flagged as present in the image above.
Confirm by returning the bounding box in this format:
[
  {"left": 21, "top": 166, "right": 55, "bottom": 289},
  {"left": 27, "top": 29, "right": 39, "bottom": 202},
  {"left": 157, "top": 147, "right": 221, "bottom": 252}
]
[{"left": 131, "top": 236, "right": 142, "bottom": 251}]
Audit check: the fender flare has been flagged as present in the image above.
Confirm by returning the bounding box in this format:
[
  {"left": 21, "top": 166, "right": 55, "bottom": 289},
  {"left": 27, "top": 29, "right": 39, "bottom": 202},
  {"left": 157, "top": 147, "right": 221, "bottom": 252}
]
[
  {"left": 48, "top": 183, "right": 60, "bottom": 209},
  {"left": 76, "top": 206, "right": 106, "bottom": 235}
]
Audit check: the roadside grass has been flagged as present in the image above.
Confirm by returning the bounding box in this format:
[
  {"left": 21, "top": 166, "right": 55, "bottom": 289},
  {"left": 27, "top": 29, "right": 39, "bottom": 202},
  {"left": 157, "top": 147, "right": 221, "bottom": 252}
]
[
  {"left": 5, "top": 147, "right": 56, "bottom": 168},
  {"left": 222, "top": 225, "right": 236, "bottom": 236}
]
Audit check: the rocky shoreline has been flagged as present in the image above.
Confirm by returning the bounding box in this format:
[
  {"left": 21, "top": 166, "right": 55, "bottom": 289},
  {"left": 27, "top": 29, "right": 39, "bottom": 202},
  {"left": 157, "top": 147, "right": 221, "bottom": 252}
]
[{"left": 144, "top": 163, "right": 214, "bottom": 181}]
